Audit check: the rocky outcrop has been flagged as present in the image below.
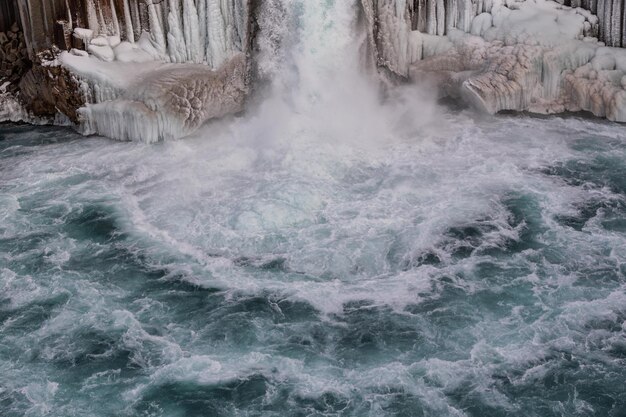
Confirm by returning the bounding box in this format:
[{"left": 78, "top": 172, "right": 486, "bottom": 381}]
[
  {"left": 18, "top": 50, "right": 85, "bottom": 122},
  {"left": 0, "top": 22, "right": 29, "bottom": 93}
]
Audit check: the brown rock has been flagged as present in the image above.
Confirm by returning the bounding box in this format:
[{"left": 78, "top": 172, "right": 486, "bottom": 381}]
[
  {"left": 0, "top": 32, "right": 8, "bottom": 44},
  {"left": 72, "top": 36, "right": 85, "bottom": 51},
  {"left": 54, "top": 20, "right": 73, "bottom": 51},
  {"left": 19, "top": 55, "right": 86, "bottom": 122},
  {"left": 10, "top": 22, "right": 19, "bottom": 33}
]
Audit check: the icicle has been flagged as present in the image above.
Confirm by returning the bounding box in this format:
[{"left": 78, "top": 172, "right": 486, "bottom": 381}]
[
  {"left": 122, "top": 0, "right": 135, "bottom": 43},
  {"left": 446, "top": 0, "right": 457, "bottom": 35},
  {"left": 610, "top": 0, "right": 621, "bottom": 47},
  {"left": 86, "top": 1, "right": 100, "bottom": 33},
  {"left": 148, "top": 2, "right": 167, "bottom": 57},
  {"left": 221, "top": 0, "right": 235, "bottom": 55},
  {"left": 65, "top": 0, "right": 72, "bottom": 27},
  {"left": 597, "top": 0, "right": 605, "bottom": 41},
  {"left": 233, "top": 0, "right": 247, "bottom": 50},
  {"left": 436, "top": 0, "right": 445, "bottom": 35},
  {"left": 206, "top": 0, "right": 228, "bottom": 67},
  {"left": 182, "top": 0, "right": 202, "bottom": 62},
  {"left": 416, "top": 0, "right": 427, "bottom": 32},
  {"left": 458, "top": 0, "right": 473, "bottom": 33},
  {"left": 602, "top": 0, "right": 612, "bottom": 44},
  {"left": 130, "top": 0, "right": 142, "bottom": 40},
  {"left": 167, "top": 0, "right": 186, "bottom": 62},
  {"left": 426, "top": 0, "right": 437, "bottom": 34},
  {"left": 110, "top": 0, "right": 121, "bottom": 37},
  {"left": 198, "top": 0, "right": 207, "bottom": 62},
  {"left": 623, "top": 0, "right": 626, "bottom": 47}
]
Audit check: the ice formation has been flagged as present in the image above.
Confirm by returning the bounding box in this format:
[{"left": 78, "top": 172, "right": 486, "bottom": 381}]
[
  {"left": 365, "top": 0, "right": 626, "bottom": 122},
  {"left": 15, "top": 0, "right": 252, "bottom": 68},
  {"left": 63, "top": 52, "right": 248, "bottom": 143},
  {"left": 3, "top": 0, "right": 626, "bottom": 142}
]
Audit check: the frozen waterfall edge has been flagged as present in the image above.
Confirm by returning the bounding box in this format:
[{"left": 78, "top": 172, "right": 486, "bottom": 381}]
[{"left": 2, "top": 0, "right": 626, "bottom": 141}]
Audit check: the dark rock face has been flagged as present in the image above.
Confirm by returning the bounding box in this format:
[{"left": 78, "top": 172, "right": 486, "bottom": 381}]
[
  {"left": 19, "top": 51, "right": 85, "bottom": 122},
  {"left": 0, "top": 20, "right": 30, "bottom": 93},
  {"left": 0, "top": 1, "right": 19, "bottom": 33}
]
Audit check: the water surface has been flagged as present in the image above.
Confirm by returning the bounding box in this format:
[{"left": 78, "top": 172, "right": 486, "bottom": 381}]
[{"left": 1, "top": 111, "right": 625, "bottom": 416}]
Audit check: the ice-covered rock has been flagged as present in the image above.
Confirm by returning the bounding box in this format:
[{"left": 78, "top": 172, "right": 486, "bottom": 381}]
[
  {"left": 17, "top": 0, "right": 252, "bottom": 68},
  {"left": 5, "top": 0, "right": 626, "bottom": 141},
  {"left": 61, "top": 52, "right": 248, "bottom": 143},
  {"left": 470, "top": 13, "right": 493, "bottom": 37},
  {"left": 367, "top": 0, "right": 626, "bottom": 122}
]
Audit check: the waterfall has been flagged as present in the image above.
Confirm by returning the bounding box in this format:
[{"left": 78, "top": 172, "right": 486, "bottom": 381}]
[{"left": 250, "top": 0, "right": 392, "bottom": 143}]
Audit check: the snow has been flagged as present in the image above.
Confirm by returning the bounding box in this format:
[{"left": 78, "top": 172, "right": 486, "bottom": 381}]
[
  {"left": 90, "top": 36, "right": 109, "bottom": 47},
  {"left": 87, "top": 44, "right": 115, "bottom": 62},
  {"left": 113, "top": 42, "right": 156, "bottom": 63},
  {"left": 70, "top": 48, "right": 89, "bottom": 57},
  {"left": 73, "top": 28, "right": 94, "bottom": 43},
  {"left": 470, "top": 13, "right": 493, "bottom": 37}
]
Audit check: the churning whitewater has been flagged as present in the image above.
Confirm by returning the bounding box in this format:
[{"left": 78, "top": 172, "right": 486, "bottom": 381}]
[{"left": 1, "top": 1, "right": 626, "bottom": 416}]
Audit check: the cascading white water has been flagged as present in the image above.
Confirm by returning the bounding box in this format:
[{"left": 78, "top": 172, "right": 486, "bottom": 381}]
[
  {"left": 253, "top": 0, "right": 381, "bottom": 138},
  {"left": 244, "top": 0, "right": 438, "bottom": 151}
]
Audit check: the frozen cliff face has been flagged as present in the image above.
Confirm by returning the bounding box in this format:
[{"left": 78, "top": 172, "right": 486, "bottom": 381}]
[
  {"left": 5, "top": 0, "right": 626, "bottom": 140},
  {"left": 16, "top": 0, "right": 253, "bottom": 68},
  {"left": 365, "top": 0, "right": 626, "bottom": 122},
  {"left": 61, "top": 51, "right": 247, "bottom": 143}
]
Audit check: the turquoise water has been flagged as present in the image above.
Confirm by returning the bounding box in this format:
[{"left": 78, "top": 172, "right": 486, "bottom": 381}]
[{"left": 1, "top": 111, "right": 626, "bottom": 416}]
